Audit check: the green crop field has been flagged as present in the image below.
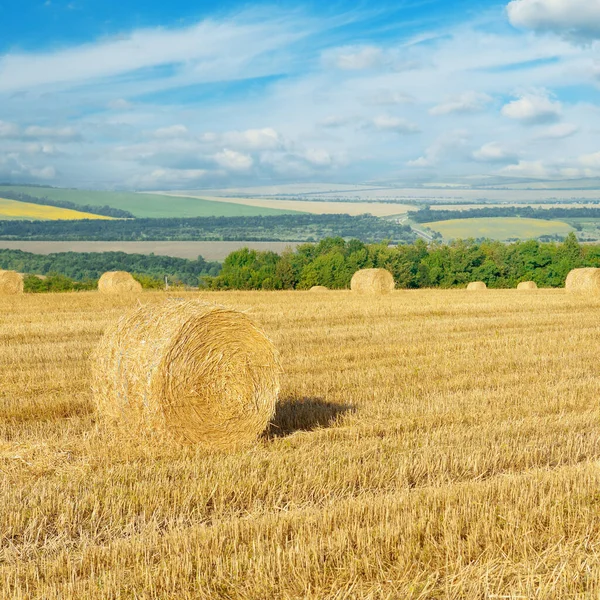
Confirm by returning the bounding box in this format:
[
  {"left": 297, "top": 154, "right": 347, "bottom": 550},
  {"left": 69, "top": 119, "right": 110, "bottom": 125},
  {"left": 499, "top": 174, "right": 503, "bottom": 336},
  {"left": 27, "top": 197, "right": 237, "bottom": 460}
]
[
  {"left": 0, "top": 186, "right": 298, "bottom": 218},
  {"left": 426, "top": 217, "right": 574, "bottom": 241}
]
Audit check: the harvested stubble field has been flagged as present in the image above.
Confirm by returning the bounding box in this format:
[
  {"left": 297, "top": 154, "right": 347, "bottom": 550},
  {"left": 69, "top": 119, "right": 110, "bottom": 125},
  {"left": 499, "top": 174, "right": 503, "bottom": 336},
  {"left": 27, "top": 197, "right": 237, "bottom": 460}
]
[{"left": 1, "top": 290, "right": 600, "bottom": 599}]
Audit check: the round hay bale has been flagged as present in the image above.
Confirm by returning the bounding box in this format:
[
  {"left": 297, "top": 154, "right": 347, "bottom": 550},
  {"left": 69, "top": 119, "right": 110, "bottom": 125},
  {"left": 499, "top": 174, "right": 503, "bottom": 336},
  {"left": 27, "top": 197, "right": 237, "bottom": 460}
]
[
  {"left": 350, "top": 269, "right": 395, "bottom": 294},
  {"left": 565, "top": 268, "right": 600, "bottom": 293},
  {"left": 467, "top": 281, "right": 487, "bottom": 291},
  {"left": 91, "top": 300, "right": 281, "bottom": 449},
  {"left": 310, "top": 286, "right": 329, "bottom": 292},
  {"left": 98, "top": 271, "right": 142, "bottom": 294},
  {"left": 0, "top": 270, "right": 24, "bottom": 295},
  {"left": 517, "top": 281, "right": 537, "bottom": 290}
]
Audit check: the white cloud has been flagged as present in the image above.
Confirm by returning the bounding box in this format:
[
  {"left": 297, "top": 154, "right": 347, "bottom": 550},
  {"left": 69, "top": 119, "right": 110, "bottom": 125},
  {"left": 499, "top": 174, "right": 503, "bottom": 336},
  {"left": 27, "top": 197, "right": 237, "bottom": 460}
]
[
  {"left": 0, "top": 121, "right": 19, "bottom": 138},
  {"left": 29, "top": 166, "right": 57, "bottom": 180},
  {"left": 108, "top": 98, "right": 134, "bottom": 110},
  {"left": 132, "top": 167, "right": 210, "bottom": 188},
  {"left": 473, "top": 142, "right": 518, "bottom": 163},
  {"left": 0, "top": 12, "right": 313, "bottom": 93},
  {"left": 303, "top": 148, "right": 332, "bottom": 167},
  {"left": 501, "top": 90, "right": 562, "bottom": 124},
  {"left": 25, "top": 143, "right": 60, "bottom": 156},
  {"left": 222, "top": 128, "right": 282, "bottom": 151},
  {"left": 153, "top": 125, "right": 189, "bottom": 139},
  {"left": 372, "top": 115, "right": 420, "bottom": 134},
  {"left": 332, "top": 46, "right": 384, "bottom": 70},
  {"left": 507, "top": 0, "right": 600, "bottom": 42},
  {"left": 534, "top": 123, "right": 579, "bottom": 139},
  {"left": 364, "top": 90, "right": 415, "bottom": 106},
  {"left": 319, "top": 115, "right": 361, "bottom": 128},
  {"left": 408, "top": 130, "right": 470, "bottom": 167},
  {"left": 430, "top": 91, "right": 492, "bottom": 115},
  {"left": 214, "top": 149, "right": 253, "bottom": 171},
  {"left": 23, "top": 125, "right": 81, "bottom": 141},
  {"left": 500, "top": 160, "right": 550, "bottom": 178}
]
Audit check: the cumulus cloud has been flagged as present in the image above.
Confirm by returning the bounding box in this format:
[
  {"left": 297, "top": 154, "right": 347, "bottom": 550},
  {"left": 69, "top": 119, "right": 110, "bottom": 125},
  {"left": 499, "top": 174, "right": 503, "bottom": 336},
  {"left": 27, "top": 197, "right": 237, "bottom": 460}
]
[
  {"left": 319, "top": 115, "right": 362, "bottom": 128},
  {"left": 24, "top": 125, "right": 81, "bottom": 141},
  {"left": 430, "top": 91, "right": 492, "bottom": 115},
  {"left": 534, "top": 123, "right": 579, "bottom": 139},
  {"left": 371, "top": 115, "right": 420, "bottom": 134},
  {"left": 500, "top": 160, "right": 550, "bottom": 178},
  {"left": 214, "top": 149, "right": 253, "bottom": 171},
  {"left": 0, "top": 121, "right": 19, "bottom": 138},
  {"left": 408, "top": 130, "right": 470, "bottom": 167},
  {"left": 473, "top": 142, "right": 518, "bottom": 163},
  {"left": 303, "top": 148, "right": 332, "bottom": 167},
  {"left": 501, "top": 90, "right": 562, "bottom": 124},
  {"left": 132, "top": 167, "right": 210, "bottom": 188},
  {"left": 507, "top": 0, "right": 600, "bottom": 43},
  {"left": 364, "top": 90, "right": 415, "bottom": 106},
  {"left": 108, "top": 98, "right": 134, "bottom": 110},
  {"left": 331, "top": 46, "right": 384, "bottom": 70},
  {"left": 222, "top": 128, "right": 282, "bottom": 151},
  {"left": 153, "top": 125, "right": 189, "bottom": 139}
]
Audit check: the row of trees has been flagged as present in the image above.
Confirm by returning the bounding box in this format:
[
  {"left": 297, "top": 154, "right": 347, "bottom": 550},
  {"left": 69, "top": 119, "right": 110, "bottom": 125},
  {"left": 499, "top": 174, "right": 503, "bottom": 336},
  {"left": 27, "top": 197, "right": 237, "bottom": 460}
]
[
  {"left": 207, "top": 233, "right": 593, "bottom": 290},
  {"left": 412, "top": 206, "right": 600, "bottom": 223},
  {"left": 0, "top": 249, "right": 220, "bottom": 286},
  {"left": 0, "top": 214, "right": 416, "bottom": 243}
]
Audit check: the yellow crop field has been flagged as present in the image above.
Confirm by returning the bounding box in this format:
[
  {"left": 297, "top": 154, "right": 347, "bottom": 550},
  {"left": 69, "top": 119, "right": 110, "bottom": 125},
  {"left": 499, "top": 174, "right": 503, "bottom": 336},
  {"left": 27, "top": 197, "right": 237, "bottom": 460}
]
[
  {"left": 2, "top": 289, "right": 600, "bottom": 598},
  {"left": 0, "top": 198, "right": 113, "bottom": 220}
]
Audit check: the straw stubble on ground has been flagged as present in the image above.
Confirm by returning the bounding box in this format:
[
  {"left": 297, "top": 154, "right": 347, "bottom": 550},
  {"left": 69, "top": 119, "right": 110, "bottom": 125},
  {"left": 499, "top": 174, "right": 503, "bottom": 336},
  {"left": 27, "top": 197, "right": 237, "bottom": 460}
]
[{"left": 1, "top": 289, "right": 600, "bottom": 599}]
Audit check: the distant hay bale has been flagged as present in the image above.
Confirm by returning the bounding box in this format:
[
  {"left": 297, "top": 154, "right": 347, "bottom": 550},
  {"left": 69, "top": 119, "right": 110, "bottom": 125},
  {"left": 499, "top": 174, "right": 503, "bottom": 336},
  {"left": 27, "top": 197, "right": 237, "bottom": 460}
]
[
  {"left": 467, "top": 281, "right": 487, "bottom": 291},
  {"left": 91, "top": 300, "right": 281, "bottom": 449},
  {"left": 565, "top": 268, "right": 600, "bottom": 293},
  {"left": 351, "top": 269, "right": 395, "bottom": 294},
  {"left": 517, "top": 281, "right": 538, "bottom": 290},
  {"left": 310, "top": 286, "right": 329, "bottom": 292},
  {"left": 98, "top": 271, "right": 142, "bottom": 294},
  {"left": 0, "top": 270, "right": 24, "bottom": 295}
]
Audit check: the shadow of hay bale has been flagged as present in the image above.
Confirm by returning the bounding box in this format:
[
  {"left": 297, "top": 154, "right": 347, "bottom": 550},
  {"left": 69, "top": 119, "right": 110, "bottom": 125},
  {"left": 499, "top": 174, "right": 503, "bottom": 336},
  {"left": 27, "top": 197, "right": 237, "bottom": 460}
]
[{"left": 267, "top": 397, "right": 354, "bottom": 438}]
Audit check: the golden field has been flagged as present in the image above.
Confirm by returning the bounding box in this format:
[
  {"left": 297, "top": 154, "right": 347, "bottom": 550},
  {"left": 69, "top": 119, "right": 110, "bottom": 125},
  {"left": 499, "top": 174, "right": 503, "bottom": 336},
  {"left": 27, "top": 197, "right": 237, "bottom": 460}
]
[
  {"left": 0, "top": 198, "right": 113, "bottom": 220},
  {"left": 1, "top": 289, "right": 600, "bottom": 599}
]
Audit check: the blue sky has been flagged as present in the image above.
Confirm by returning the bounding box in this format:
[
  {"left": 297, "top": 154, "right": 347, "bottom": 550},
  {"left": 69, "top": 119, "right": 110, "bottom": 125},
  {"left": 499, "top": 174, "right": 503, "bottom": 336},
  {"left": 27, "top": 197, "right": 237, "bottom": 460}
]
[{"left": 1, "top": 0, "right": 600, "bottom": 189}]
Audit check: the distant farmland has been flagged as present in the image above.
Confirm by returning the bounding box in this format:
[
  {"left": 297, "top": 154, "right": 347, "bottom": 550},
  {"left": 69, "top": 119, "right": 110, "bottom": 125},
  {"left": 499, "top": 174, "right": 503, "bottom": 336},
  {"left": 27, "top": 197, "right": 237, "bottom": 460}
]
[
  {"left": 0, "top": 186, "right": 297, "bottom": 218},
  {"left": 426, "top": 217, "right": 574, "bottom": 240}
]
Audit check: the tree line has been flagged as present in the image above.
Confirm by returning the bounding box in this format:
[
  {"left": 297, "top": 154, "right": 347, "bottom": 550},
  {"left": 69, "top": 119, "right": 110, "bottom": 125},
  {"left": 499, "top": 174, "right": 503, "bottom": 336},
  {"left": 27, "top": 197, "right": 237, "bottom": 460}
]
[
  {"left": 0, "top": 214, "right": 416, "bottom": 243},
  {"left": 206, "top": 233, "right": 594, "bottom": 290},
  {"left": 0, "top": 249, "right": 220, "bottom": 286},
  {"left": 412, "top": 206, "right": 600, "bottom": 223}
]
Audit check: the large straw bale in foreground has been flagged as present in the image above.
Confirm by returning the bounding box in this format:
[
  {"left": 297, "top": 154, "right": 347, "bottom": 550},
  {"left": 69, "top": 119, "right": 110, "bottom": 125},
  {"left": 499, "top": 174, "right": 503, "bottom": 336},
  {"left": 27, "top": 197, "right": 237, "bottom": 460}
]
[
  {"left": 467, "top": 281, "right": 487, "bottom": 291},
  {"left": 565, "top": 268, "right": 600, "bottom": 293},
  {"left": 517, "top": 281, "right": 538, "bottom": 290},
  {"left": 0, "top": 270, "right": 24, "bottom": 294},
  {"left": 92, "top": 300, "right": 281, "bottom": 448},
  {"left": 310, "top": 286, "right": 328, "bottom": 292},
  {"left": 351, "top": 269, "right": 395, "bottom": 294},
  {"left": 98, "top": 271, "right": 142, "bottom": 294}
]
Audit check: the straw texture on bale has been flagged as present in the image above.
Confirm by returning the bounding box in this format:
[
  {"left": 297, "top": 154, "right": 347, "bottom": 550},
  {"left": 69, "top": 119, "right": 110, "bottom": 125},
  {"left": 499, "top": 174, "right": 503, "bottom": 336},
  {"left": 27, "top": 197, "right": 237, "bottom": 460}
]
[
  {"left": 310, "top": 286, "right": 329, "bottom": 292},
  {"left": 467, "top": 281, "right": 487, "bottom": 291},
  {"left": 92, "top": 300, "right": 281, "bottom": 448},
  {"left": 517, "top": 281, "right": 538, "bottom": 290},
  {"left": 0, "top": 270, "right": 24, "bottom": 295},
  {"left": 98, "top": 271, "right": 142, "bottom": 294},
  {"left": 565, "top": 268, "right": 600, "bottom": 293},
  {"left": 350, "top": 269, "right": 395, "bottom": 294}
]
